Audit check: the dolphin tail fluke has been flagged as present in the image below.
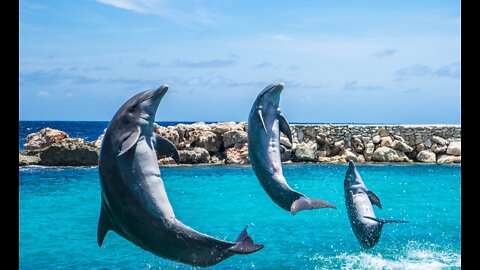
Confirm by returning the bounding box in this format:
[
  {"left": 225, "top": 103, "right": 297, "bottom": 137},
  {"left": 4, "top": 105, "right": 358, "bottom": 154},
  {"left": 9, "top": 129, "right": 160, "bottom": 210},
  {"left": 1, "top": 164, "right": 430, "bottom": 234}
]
[
  {"left": 228, "top": 226, "right": 264, "bottom": 254},
  {"left": 97, "top": 204, "right": 113, "bottom": 246},
  {"left": 290, "top": 196, "right": 337, "bottom": 215},
  {"left": 363, "top": 216, "right": 409, "bottom": 224}
]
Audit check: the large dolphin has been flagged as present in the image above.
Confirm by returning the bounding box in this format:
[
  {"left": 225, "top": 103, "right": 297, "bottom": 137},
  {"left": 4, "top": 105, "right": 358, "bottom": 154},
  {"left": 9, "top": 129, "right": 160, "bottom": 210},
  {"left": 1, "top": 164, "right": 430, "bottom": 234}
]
[
  {"left": 97, "top": 85, "right": 263, "bottom": 267},
  {"left": 344, "top": 160, "right": 408, "bottom": 248},
  {"left": 247, "top": 83, "right": 336, "bottom": 215}
]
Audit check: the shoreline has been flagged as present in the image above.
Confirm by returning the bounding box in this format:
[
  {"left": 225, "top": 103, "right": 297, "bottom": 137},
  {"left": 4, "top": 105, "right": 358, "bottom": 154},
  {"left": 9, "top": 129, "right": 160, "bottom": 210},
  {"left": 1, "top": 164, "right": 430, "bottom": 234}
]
[
  {"left": 19, "top": 122, "right": 461, "bottom": 166},
  {"left": 19, "top": 162, "right": 461, "bottom": 170}
]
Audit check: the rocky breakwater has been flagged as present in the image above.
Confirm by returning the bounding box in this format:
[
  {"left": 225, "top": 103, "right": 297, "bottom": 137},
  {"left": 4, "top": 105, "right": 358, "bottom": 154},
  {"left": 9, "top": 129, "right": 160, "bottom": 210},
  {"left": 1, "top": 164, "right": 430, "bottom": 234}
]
[
  {"left": 19, "top": 123, "right": 461, "bottom": 166},
  {"left": 19, "top": 128, "right": 99, "bottom": 166}
]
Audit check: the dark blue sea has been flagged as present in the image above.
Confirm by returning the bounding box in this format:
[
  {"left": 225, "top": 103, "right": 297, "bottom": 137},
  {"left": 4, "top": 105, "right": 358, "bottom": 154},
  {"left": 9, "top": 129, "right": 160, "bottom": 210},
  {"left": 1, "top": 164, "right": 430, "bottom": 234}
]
[{"left": 19, "top": 121, "right": 461, "bottom": 269}]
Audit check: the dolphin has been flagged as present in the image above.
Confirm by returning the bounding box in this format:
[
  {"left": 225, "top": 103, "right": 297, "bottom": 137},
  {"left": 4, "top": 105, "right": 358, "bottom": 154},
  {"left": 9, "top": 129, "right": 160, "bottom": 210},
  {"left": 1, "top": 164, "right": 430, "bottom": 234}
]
[
  {"left": 247, "top": 83, "right": 336, "bottom": 215},
  {"left": 344, "top": 160, "right": 408, "bottom": 248},
  {"left": 97, "top": 85, "right": 263, "bottom": 267}
]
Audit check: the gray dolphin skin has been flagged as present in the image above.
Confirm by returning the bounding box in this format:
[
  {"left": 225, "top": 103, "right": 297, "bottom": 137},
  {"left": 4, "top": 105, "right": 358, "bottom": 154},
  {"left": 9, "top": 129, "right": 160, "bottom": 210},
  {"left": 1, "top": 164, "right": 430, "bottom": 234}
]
[
  {"left": 247, "top": 83, "right": 336, "bottom": 215},
  {"left": 97, "top": 85, "right": 263, "bottom": 267},
  {"left": 344, "top": 160, "right": 408, "bottom": 248}
]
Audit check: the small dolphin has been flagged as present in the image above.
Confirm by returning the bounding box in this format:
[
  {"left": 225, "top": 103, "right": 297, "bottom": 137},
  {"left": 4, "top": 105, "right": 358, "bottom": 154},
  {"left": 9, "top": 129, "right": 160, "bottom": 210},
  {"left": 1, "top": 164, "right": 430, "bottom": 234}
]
[
  {"left": 344, "top": 160, "right": 408, "bottom": 248},
  {"left": 247, "top": 83, "right": 336, "bottom": 215},
  {"left": 98, "top": 85, "right": 263, "bottom": 267}
]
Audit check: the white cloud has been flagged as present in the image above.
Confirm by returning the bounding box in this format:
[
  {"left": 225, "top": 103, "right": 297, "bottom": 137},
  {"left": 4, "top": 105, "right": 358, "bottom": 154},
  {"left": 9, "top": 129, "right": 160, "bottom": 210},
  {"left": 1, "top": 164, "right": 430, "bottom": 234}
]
[
  {"left": 38, "top": 91, "right": 50, "bottom": 97},
  {"left": 96, "top": 0, "right": 216, "bottom": 26},
  {"left": 272, "top": 34, "right": 293, "bottom": 41}
]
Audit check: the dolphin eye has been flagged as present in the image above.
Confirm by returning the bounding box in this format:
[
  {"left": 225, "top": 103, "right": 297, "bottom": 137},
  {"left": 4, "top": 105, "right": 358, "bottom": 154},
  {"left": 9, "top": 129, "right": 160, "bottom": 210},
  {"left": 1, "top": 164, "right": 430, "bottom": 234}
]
[{"left": 128, "top": 106, "right": 136, "bottom": 113}]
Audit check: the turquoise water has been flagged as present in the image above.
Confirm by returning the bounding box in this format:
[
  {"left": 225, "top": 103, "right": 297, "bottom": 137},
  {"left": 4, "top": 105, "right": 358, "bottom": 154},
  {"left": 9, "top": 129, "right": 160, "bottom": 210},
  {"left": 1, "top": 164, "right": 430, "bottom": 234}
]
[{"left": 19, "top": 164, "right": 461, "bottom": 269}]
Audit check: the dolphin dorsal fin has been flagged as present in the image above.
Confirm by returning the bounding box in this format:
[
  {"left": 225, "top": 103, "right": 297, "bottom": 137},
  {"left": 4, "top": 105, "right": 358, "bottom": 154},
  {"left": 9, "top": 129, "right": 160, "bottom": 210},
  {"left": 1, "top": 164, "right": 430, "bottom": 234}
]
[
  {"left": 257, "top": 110, "right": 268, "bottom": 135},
  {"left": 97, "top": 204, "right": 113, "bottom": 246},
  {"left": 153, "top": 134, "right": 180, "bottom": 163},
  {"left": 366, "top": 190, "right": 382, "bottom": 209},
  {"left": 278, "top": 112, "right": 292, "bottom": 145},
  {"left": 118, "top": 127, "right": 140, "bottom": 156}
]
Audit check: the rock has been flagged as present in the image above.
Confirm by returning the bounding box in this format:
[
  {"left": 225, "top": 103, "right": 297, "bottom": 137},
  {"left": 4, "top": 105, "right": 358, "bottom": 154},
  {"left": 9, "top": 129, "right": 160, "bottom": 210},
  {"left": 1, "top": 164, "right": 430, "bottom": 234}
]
[
  {"left": 372, "top": 135, "right": 381, "bottom": 144},
  {"left": 179, "top": 147, "right": 210, "bottom": 164},
  {"left": 318, "top": 156, "right": 347, "bottom": 163},
  {"left": 437, "top": 155, "right": 461, "bottom": 164},
  {"left": 190, "top": 130, "right": 221, "bottom": 152},
  {"left": 416, "top": 143, "right": 425, "bottom": 152},
  {"left": 24, "top": 128, "right": 69, "bottom": 150},
  {"left": 393, "top": 135, "right": 405, "bottom": 142},
  {"left": 446, "top": 141, "right": 461, "bottom": 156},
  {"left": 372, "top": 147, "right": 410, "bottom": 162},
  {"left": 225, "top": 143, "right": 250, "bottom": 164},
  {"left": 416, "top": 150, "right": 436, "bottom": 163},
  {"left": 210, "top": 122, "right": 244, "bottom": 135},
  {"left": 378, "top": 128, "right": 389, "bottom": 137},
  {"left": 344, "top": 149, "right": 358, "bottom": 161},
  {"left": 297, "top": 129, "right": 304, "bottom": 142},
  {"left": 293, "top": 142, "right": 317, "bottom": 162},
  {"left": 38, "top": 138, "right": 99, "bottom": 166},
  {"left": 155, "top": 126, "right": 180, "bottom": 147},
  {"left": 208, "top": 154, "right": 225, "bottom": 164},
  {"left": 391, "top": 140, "right": 413, "bottom": 153},
  {"left": 92, "top": 132, "right": 105, "bottom": 149},
  {"left": 280, "top": 145, "right": 292, "bottom": 161},
  {"left": 432, "top": 144, "right": 447, "bottom": 154},
  {"left": 19, "top": 153, "right": 40, "bottom": 166},
  {"left": 431, "top": 136, "right": 448, "bottom": 146},
  {"left": 280, "top": 136, "right": 292, "bottom": 149},
  {"left": 157, "top": 157, "right": 176, "bottom": 166},
  {"left": 351, "top": 138, "right": 364, "bottom": 153},
  {"left": 223, "top": 130, "right": 248, "bottom": 148},
  {"left": 364, "top": 143, "right": 375, "bottom": 161},
  {"left": 380, "top": 136, "right": 393, "bottom": 147},
  {"left": 331, "top": 140, "right": 345, "bottom": 156},
  {"left": 423, "top": 139, "right": 432, "bottom": 148},
  {"left": 356, "top": 154, "right": 366, "bottom": 163},
  {"left": 316, "top": 133, "right": 329, "bottom": 145}
]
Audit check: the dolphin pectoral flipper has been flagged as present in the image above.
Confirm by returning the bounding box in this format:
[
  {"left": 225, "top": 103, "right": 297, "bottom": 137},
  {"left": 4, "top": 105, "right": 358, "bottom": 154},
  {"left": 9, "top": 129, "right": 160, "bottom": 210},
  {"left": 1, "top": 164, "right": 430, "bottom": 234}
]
[
  {"left": 290, "top": 196, "right": 337, "bottom": 215},
  {"left": 153, "top": 134, "right": 180, "bottom": 163},
  {"left": 227, "top": 226, "right": 264, "bottom": 254},
  {"left": 278, "top": 112, "right": 292, "bottom": 145},
  {"left": 363, "top": 216, "right": 409, "bottom": 224},
  {"left": 97, "top": 204, "right": 113, "bottom": 247},
  {"left": 366, "top": 190, "right": 382, "bottom": 209},
  {"left": 118, "top": 127, "right": 141, "bottom": 156}
]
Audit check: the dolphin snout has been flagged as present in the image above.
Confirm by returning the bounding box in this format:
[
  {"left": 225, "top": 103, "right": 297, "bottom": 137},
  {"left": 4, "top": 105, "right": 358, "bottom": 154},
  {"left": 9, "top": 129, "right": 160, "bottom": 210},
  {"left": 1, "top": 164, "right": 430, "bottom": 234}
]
[
  {"left": 272, "top": 83, "right": 285, "bottom": 93},
  {"left": 154, "top": 84, "right": 169, "bottom": 96}
]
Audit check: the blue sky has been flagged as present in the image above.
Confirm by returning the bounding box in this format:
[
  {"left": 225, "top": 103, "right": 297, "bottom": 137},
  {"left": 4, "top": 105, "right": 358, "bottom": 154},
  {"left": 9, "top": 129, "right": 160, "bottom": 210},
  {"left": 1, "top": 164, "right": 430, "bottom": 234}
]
[{"left": 19, "top": 0, "right": 460, "bottom": 123}]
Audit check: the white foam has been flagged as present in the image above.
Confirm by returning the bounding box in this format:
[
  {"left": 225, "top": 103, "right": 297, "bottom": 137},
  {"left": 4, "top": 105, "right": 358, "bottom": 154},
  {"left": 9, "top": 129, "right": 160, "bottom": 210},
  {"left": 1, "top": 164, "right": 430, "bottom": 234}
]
[{"left": 311, "top": 242, "right": 460, "bottom": 270}]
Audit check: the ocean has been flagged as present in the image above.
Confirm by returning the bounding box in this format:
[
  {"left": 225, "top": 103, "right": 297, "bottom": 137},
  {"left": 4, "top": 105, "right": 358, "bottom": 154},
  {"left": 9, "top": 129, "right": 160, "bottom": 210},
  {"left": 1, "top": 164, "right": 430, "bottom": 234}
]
[{"left": 19, "top": 122, "right": 461, "bottom": 269}]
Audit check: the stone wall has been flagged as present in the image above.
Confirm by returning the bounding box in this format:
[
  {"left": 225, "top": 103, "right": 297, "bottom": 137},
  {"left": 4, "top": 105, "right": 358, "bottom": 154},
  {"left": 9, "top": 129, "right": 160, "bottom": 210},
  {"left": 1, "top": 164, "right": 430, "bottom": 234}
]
[
  {"left": 287, "top": 124, "right": 461, "bottom": 164},
  {"left": 19, "top": 123, "right": 461, "bottom": 166}
]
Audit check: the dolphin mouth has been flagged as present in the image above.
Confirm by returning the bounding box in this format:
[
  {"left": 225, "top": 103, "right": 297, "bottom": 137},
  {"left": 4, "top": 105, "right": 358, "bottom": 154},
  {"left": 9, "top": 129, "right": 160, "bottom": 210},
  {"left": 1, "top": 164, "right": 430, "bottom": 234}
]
[
  {"left": 150, "top": 85, "right": 169, "bottom": 100},
  {"left": 269, "top": 83, "right": 285, "bottom": 95},
  {"left": 258, "top": 83, "right": 285, "bottom": 98},
  {"left": 142, "top": 85, "right": 169, "bottom": 102}
]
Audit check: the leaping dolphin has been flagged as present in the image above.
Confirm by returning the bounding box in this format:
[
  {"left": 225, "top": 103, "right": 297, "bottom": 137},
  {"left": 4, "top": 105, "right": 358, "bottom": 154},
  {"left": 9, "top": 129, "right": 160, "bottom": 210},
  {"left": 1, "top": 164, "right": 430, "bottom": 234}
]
[
  {"left": 344, "top": 160, "right": 408, "bottom": 248},
  {"left": 247, "top": 83, "right": 336, "bottom": 215},
  {"left": 97, "top": 85, "right": 263, "bottom": 267}
]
